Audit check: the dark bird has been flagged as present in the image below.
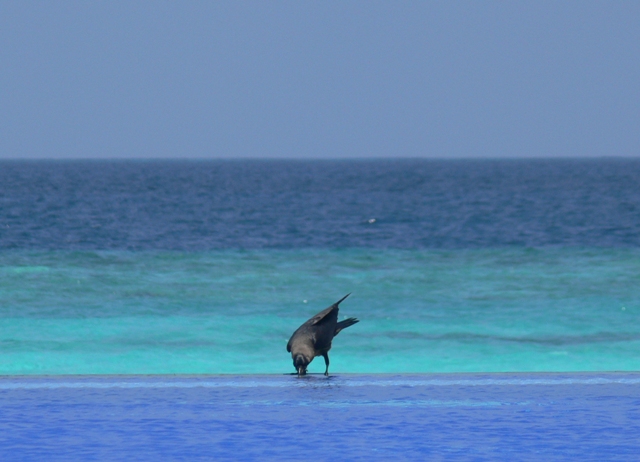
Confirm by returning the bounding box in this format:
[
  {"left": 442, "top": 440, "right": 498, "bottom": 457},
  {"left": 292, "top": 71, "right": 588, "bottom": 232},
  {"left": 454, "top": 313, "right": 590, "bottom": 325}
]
[{"left": 286, "top": 294, "right": 359, "bottom": 376}]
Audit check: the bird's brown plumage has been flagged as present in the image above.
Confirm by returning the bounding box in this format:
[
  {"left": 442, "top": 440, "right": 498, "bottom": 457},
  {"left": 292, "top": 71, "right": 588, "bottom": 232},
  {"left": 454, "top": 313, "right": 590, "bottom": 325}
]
[{"left": 287, "top": 294, "right": 359, "bottom": 376}]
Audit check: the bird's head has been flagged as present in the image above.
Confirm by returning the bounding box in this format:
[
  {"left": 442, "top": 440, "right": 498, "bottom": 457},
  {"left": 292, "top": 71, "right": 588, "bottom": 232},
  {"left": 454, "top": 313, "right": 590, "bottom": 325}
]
[{"left": 293, "top": 354, "right": 310, "bottom": 376}]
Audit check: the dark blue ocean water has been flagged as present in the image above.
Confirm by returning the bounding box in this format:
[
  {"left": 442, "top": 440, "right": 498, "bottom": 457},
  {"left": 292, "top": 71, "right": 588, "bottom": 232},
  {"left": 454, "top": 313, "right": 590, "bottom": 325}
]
[
  {"left": 1, "top": 159, "right": 640, "bottom": 459},
  {"left": 2, "top": 159, "right": 639, "bottom": 250}
]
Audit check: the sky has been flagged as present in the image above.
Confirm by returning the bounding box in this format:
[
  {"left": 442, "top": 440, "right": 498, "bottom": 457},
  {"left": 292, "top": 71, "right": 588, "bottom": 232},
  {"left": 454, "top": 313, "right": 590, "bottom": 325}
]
[{"left": 1, "top": 1, "right": 639, "bottom": 159}]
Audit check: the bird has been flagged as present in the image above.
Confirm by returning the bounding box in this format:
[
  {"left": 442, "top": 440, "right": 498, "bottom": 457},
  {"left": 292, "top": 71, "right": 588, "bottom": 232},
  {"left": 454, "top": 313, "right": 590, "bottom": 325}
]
[{"left": 286, "top": 294, "right": 359, "bottom": 376}]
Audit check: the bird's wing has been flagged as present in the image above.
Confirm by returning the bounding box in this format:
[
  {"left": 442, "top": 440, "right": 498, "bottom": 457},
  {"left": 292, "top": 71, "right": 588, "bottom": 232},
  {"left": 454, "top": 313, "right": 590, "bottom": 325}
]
[
  {"left": 310, "top": 294, "right": 351, "bottom": 325},
  {"left": 309, "top": 305, "right": 337, "bottom": 325}
]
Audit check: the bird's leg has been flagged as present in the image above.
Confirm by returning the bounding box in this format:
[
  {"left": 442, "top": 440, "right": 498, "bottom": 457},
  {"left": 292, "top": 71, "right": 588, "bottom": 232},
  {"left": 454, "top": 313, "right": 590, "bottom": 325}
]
[{"left": 322, "top": 352, "right": 330, "bottom": 376}]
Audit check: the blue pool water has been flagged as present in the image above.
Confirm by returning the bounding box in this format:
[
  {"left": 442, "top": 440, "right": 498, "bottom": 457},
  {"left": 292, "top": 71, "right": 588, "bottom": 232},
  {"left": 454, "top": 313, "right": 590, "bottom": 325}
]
[{"left": 1, "top": 373, "right": 639, "bottom": 461}]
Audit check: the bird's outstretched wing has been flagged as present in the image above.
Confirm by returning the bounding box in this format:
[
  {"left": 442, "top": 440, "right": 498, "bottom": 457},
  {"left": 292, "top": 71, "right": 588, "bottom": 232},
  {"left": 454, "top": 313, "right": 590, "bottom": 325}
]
[{"left": 310, "top": 293, "right": 350, "bottom": 325}]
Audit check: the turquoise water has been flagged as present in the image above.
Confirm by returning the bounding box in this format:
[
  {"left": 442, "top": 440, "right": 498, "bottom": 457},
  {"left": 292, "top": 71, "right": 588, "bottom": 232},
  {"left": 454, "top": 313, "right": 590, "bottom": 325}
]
[{"left": 2, "top": 248, "right": 639, "bottom": 374}]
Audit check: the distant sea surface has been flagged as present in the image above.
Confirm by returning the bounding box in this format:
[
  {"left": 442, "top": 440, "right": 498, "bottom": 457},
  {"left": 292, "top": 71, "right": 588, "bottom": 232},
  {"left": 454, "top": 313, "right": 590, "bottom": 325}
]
[{"left": 1, "top": 159, "right": 639, "bottom": 375}]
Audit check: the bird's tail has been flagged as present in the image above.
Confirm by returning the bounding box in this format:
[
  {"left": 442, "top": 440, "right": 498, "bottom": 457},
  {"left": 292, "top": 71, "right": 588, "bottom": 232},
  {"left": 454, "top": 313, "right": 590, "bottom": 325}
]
[{"left": 334, "top": 317, "right": 359, "bottom": 336}]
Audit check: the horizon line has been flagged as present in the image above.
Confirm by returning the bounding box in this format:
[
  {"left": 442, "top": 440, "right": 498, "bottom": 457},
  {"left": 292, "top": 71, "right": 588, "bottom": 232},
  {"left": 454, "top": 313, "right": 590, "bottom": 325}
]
[{"left": 1, "top": 155, "right": 639, "bottom": 162}]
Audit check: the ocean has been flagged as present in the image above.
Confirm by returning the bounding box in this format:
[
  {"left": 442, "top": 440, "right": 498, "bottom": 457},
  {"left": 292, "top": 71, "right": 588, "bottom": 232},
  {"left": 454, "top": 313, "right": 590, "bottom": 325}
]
[{"left": 1, "top": 159, "right": 639, "bottom": 459}]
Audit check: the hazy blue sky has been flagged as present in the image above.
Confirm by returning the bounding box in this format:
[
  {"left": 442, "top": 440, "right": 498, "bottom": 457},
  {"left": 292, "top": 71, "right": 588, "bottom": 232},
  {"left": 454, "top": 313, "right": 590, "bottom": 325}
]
[{"left": 1, "top": 1, "right": 639, "bottom": 159}]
